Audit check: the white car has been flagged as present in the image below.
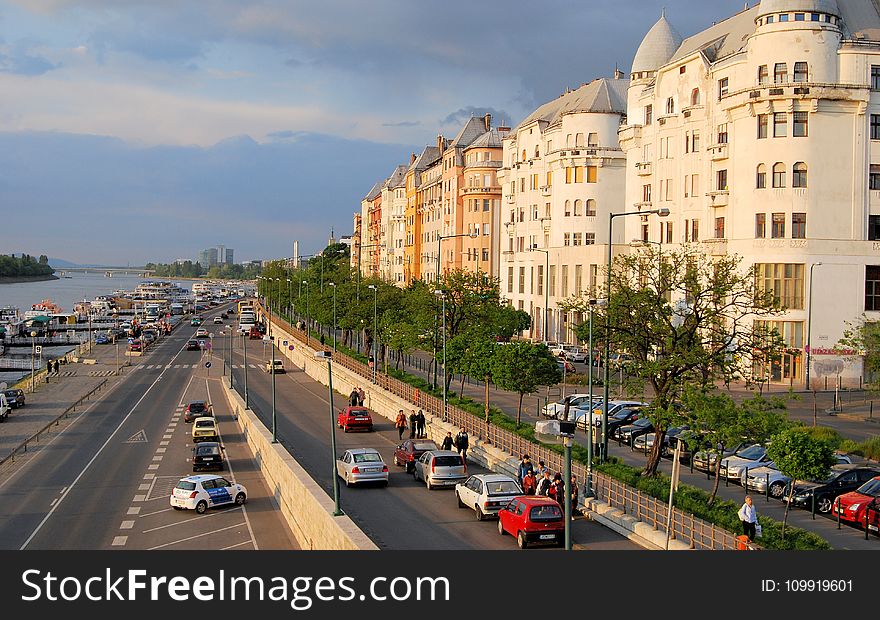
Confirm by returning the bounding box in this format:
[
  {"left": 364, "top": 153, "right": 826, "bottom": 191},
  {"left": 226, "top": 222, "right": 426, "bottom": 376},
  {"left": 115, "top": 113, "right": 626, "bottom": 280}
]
[
  {"left": 719, "top": 444, "right": 772, "bottom": 483},
  {"left": 564, "top": 347, "right": 587, "bottom": 363},
  {"left": 336, "top": 448, "right": 389, "bottom": 487},
  {"left": 265, "top": 359, "right": 285, "bottom": 373},
  {"left": 170, "top": 475, "right": 247, "bottom": 514},
  {"left": 746, "top": 454, "right": 853, "bottom": 498},
  {"left": 195, "top": 327, "right": 209, "bottom": 338},
  {"left": 542, "top": 393, "right": 595, "bottom": 418},
  {"left": 455, "top": 474, "right": 523, "bottom": 521}
]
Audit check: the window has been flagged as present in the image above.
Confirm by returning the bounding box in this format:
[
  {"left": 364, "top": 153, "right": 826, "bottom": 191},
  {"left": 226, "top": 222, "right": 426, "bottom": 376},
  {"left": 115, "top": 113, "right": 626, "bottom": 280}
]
[
  {"left": 573, "top": 233, "right": 582, "bottom": 246},
  {"left": 718, "top": 77, "right": 729, "bottom": 99},
  {"left": 664, "top": 178, "right": 673, "bottom": 201},
  {"left": 774, "top": 113, "right": 787, "bottom": 137},
  {"left": 794, "top": 62, "right": 808, "bottom": 83},
  {"left": 795, "top": 13, "right": 805, "bottom": 21},
  {"left": 774, "top": 63, "right": 788, "bottom": 83},
  {"left": 758, "top": 114, "right": 769, "bottom": 139},
  {"left": 716, "top": 169, "right": 728, "bottom": 191},
  {"left": 549, "top": 265, "right": 556, "bottom": 297},
  {"left": 575, "top": 167, "right": 584, "bottom": 183},
  {"left": 520, "top": 178, "right": 525, "bottom": 192},
  {"left": 756, "top": 213, "right": 766, "bottom": 238},
  {"left": 585, "top": 233, "right": 595, "bottom": 245},
  {"left": 522, "top": 149, "right": 527, "bottom": 162},
  {"left": 792, "top": 213, "right": 806, "bottom": 239},
  {"left": 564, "top": 233, "right": 571, "bottom": 246},
  {"left": 565, "top": 167, "right": 573, "bottom": 184},
  {"left": 872, "top": 115, "right": 880, "bottom": 141},
  {"left": 793, "top": 111, "right": 808, "bottom": 137},
  {"left": 573, "top": 199, "right": 582, "bottom": 216},
  {"left": 643, "top": 184, "right": 652, "bottom": 202},
  {"left": 779, "top": 13, "right": 789, "bottom": 22},
  {"left": 691, "top": 130, "right": 700, "bottom": 152},
  {"left": 564, "top": 200, "right": 571, "bottom": 216},
  {"left": 772, "top": 212, "right": 786, "bottom": 238},
  {"left": 871, "top": 165, "right": 880, "bottom": 190},
  {"left": 772, "top": 163, "right": 786, "bottom": 188},
  {"left": 507, "top": 267, "right": 514, "bottom": 293},
  {"left": 561, "top": 265, "right": 569, "bottom": 297},
  {"left": 575, "top": 265, "right": 583, "bottom": 295},
  {"left": 872, "top": 66, "right": 880, "bottom": 91},
  {"left": 758, "top": 65, "right": 769, "bottom": 85},
  {"left": 588, "top": 132, "right": 598, "bottom": 147},
  {"left": 586, "top": 199, "right": 596, "bottom": 216},
  {"left": 518, "top": 267, "right": 525, "bottom": 294},
  {"left": 715, "top": 217, "right": 725, "bottom": 239},
  {"left": 575, "top": 133, "right": 585, "bottom": 147},
  {"left": 545, "top": 171, "right": 552, "bottom": 187},
  {"left": 811, "top": 13, "right": 820, "bottom": 21},
  {"left": 757, "top": 164, "right": 767, "bottom": 189},
  {"left": 691, "top": 219, "right": 700, "bottom": 242},
  {"left": 756, "top": 264, "right": 805, "bottom": 309},
  {"left": 717, "top": 123, "right": 728, "bottom": 144},
  {"left": 867, "top": 266, "right": 880, "bottom": 311},
  {"left": 665, "top": 222, "right": 674, "bottom": 243},
  {"left": 587, "top": 166, "right": 597, "bottom": 183},
  {"left": 870, "top": 215, "right": 880, "bottom": 241},
  {"left": 793, "top": 162, "right": 807, "bottom": 188},
  {"left": 645, "top": 105, "right": 653, "bottom": 125},
  {"left": 766, "top": 15, "right": 774, "bottom": 23},
  {"left": 666, "top": 97, "right": 675, "bottom": 114},
  {"left": 691, "top": 174, "right": 700, "bottom": 196}
]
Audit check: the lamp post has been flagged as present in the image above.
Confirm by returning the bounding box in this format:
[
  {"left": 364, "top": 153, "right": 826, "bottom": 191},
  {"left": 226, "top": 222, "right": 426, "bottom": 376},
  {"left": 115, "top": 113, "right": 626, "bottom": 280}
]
[
  {"left": 112, "top": 311, "right": 120, "bottom": 376},
  {"left": 329, "top": 282, "right": 337, "bottom": 352},
  {"left": 585, "top": 299, "right": 604, "bottom": 499},
  {"left": 242, "top": 332, "right": 250, "bottom": 410},
  {"left": 286, "top": 277, "right": 292, "bottom": 327},
  {"left": 601, "top": 207, "right": 670, "bottom": 462},
  {"left": 435, "top": 289, "right": 447, "bottom": 420},
  {"left": 302, "top": 280, "right": 310, "bottom": 345},
  {"left": 530, "top": 246, "right": 550, "bottom": 343},
  {"left": 30, "top": 330, "right": 37, "bottom": 393},
  {"left": 270, "top": 334, "right": 277, "bottom": 443},
  {"left": 228, "top": 327, "right": 233, "bottom": 389},
  {"left": 316, "top": 351, "right": 344, "bottom": 516},
  {"left": 368, "top": 284, "right": 378, "bottom": 383},
  {"left": 805, "top": 262, "right": 824, "bottom": 391}
]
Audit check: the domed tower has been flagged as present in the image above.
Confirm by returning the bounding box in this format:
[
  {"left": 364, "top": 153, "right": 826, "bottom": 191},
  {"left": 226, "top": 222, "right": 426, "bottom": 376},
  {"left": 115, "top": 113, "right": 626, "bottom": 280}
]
[{"left": 630, "top": 11, "right": 683, "bottom": 84}]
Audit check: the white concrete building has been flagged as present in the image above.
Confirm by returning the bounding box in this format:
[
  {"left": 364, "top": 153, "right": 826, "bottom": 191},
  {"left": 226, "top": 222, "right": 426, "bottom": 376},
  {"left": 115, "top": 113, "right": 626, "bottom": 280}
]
[
  {"left": 619, "top": 0, "right": 880, "bottom": 386},
  {"left": 380, "top": 166, "right": 408, "bottom": 284},
  {"left": 497, "top": 76, "right": 630, "bottom": 343}
]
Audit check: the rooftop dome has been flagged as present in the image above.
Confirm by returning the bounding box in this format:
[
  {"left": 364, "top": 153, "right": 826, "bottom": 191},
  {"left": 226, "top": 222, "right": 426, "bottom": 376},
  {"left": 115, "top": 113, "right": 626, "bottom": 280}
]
[
  {"left": 757, "top": 0, "right": 840, "bottom": 18},
  {"left": 631, "top": 12, "right": 683, "bottom": 74}
]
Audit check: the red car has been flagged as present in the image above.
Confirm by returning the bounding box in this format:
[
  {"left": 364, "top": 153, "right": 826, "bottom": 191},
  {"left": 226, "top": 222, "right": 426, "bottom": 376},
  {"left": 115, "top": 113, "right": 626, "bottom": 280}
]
[
  {"left": 129, "top": 340, "right": 143, "bottom": 352},
  {"left": 497, "top": 496, "right": 565, "bottom": 549},
  {"left": 393, "top": 439, "right": 439, "bottom": 473},
  {"left": 832, "top": 476, "right": 880, "bottom": 532},
  {"left": 336, "top": 406, "right": 374, "bottom": 432}
]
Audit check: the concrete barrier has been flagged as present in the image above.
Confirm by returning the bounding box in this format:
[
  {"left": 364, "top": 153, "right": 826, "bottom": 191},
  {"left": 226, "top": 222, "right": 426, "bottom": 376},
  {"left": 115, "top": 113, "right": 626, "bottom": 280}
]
[{"left": 221, "top": 381, "right": 377, "bottom": 551}]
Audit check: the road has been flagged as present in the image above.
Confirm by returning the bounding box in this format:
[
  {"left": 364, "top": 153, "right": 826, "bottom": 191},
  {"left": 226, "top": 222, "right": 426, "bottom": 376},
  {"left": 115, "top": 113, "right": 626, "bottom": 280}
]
[{"left": 0, "top": 310, "right": 296, "bottom": 550}]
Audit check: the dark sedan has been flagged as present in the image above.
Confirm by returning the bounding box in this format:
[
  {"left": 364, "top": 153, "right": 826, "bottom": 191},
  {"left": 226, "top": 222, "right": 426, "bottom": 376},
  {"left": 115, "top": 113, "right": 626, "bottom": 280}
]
[
  {"left": 613, "top": 417, "right": 654, "bottom": 445},
  {"left": 184, "top": 401, "right": 213, "bottom": 424},
  {"left": 785, "top": 465, "right": 880, "bottom": 514},
  {"left": 186, "top": 339, "right": 201, "bottom": 351},
  {"left": 393, "top": 439, "right": 439, "bottom": 473},
  {"left": 600, "top": 407, "right": 645, "bottom": 436},
  {"left": 3, "top": 389, "right": 25, "bottom": 409},
  {"left": 191, "top": 442, "right": 225, "bottom": 472}
]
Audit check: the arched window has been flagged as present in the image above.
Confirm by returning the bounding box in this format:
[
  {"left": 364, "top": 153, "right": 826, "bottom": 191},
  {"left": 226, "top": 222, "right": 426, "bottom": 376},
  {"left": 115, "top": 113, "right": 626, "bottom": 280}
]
[
  {"left": 573, "top": 199, "right": 582, "bottom": 216},
  {"left": 575, "top": 133, "right": 585, "bottom": 147},
  {"left": 564, "top": 200, "right": 571, "bottom": 216},
  {"left": 585, "top": 199, "right": 597, "bottom": 216},
  {"left": 691, "top": 88, "right": 701, "bottom": 105},
  {"left": 772, "top": 162, "right": 786, "bottom": 188},
  {"left": 566, "top": 134, "right": 572, "bottom": 147},
  {"left": 756, "top": 164, "right": 767, "bottom": 189},
  {"left": 534, "top": 145, "right": 540, "bottom": 158},
  {"left": 793, "top": 162, "right": 808, "bottom": 188},
  {"left": 666, "top": 97, "right": 675, "bottom": 114},
  {"left": 588, "top": 132, "right": 598, "bottom": 147}
]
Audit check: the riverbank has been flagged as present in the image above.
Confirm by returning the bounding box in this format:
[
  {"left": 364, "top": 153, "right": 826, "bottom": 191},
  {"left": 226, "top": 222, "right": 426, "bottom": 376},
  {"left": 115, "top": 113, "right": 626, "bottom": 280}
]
[{"left": 0, "top": 274, "right": 59, "bottom": 285}]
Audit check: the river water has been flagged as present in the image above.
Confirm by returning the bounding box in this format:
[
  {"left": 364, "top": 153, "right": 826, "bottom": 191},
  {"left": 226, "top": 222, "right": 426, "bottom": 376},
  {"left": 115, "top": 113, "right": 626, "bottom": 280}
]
[{"left": 0, "top": 272, "right": 194, "bottom": 314}]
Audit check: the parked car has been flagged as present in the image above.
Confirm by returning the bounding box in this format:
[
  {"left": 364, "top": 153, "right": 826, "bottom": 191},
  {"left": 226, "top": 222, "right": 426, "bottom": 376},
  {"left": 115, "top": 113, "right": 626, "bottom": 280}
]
[
  {"left": 128, "top": 340, "right": 143, "bottom": 352},
  {"left": 455, "top": 474, "right": 523, "bottom": 521},
  {"left": 95, "top": 334, "right": 111, "bottom": 345},
  {"left": 249, "top": 326, "right": 262, "bottom": 339},
  {"left": 786, "top": 465, "right": 880, "bottom": 513},
  {"left": 542, "top": 393, "right": 595, "bottom": 419},
  {"left": 412, "top": 450, "right": 467, "bottom": 490},
  {"left": 336, "top": 448, "right": 389, "bottom": 487},
  {"left": 170, "top": 475, "right": 246, "bottom": 514},
  {"left": 3, "top": 388, "right": 25, "bottom": 409},
  {"left": 719, "top": 444, "right": 773, "bottom": 483},
  {"left": 265, "top": 359, "right": 285, "bottom": 374},
  {"left": 393, "top": 439, "right": 439, "bottom": 473},
  {"left": 336, "top": 406, "right": 374, "bottom": 432},
  {"left": 633, "top": 426, "right": 689, "bottom": 455},
  {"left": 186, "top": 339, "right": 201, "bottom": 351},
  {"left": 191, "top": 417, "right": 219, "bottom": 443},
  {"left": 832, "top": 476, "right": 880, "bottom": 530},
  {"left": 184, "top": 401, "right": 213, "bottom": 423},
  {"left": 497, "top": 496, "right": 565, "bottom": 549},
  {"left": 747, "top": 454, "right": 853, "bottom": 498},
  {"left": 191, "top": 442, "right": 225, "bottom": 472},
  {"left": 613, "top": 417, "right": 654, "bottom": 445},
  {"left": 584, "top": 405, "right": 645, "bottom": 433},
  {"left": 667, "top": 429, "right": 704, "bottom": 463},
  {"left": 693, "top": 442, "right": 749, "bottom": 472},
  {"left": 562, "top": 346, "right": 587, "bottom": 363}
]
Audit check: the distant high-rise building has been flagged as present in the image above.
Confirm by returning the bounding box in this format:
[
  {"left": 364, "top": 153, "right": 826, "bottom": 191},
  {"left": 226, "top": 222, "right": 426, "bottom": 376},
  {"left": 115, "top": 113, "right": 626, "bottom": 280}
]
[
  {"left": 225, "top": 248, "right": 234, "bottom": 265},
  {"left": 217, "top": 245, "right": 226, "bottom": 265},
  {"left": 198, "top": 248, "right": 219, "bottom": 267}
]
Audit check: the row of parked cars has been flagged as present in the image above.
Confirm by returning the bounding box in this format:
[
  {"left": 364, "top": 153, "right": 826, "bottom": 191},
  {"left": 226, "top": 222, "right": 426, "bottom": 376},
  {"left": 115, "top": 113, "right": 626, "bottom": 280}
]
[{"left": 0, "top": 388, "right": 25, "bottom": 421}]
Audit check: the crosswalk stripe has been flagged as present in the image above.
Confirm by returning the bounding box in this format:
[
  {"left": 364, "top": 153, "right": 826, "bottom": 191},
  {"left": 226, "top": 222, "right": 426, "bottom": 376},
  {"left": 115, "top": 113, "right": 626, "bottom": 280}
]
[
  {"left": 174, "top": 365, "right": 180, "bottom": 369},
  {"left": 249, "top": 364, "right": 257, "bottom": 369}
]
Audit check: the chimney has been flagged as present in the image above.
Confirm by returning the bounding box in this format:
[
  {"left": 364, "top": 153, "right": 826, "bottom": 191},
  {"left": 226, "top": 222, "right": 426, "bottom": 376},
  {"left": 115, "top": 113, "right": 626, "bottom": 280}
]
[
  {"left": 614, "top": 65, "right": 625, "bottom": 80},
  {"left": 483, "top": 113, "right": 492, "bottom": 132},
  {"left": 410, "top": 152, "right": 417, "bottom": 165},
  {"left": 437, "top": 134, "right": 445, "bottom": 152}
]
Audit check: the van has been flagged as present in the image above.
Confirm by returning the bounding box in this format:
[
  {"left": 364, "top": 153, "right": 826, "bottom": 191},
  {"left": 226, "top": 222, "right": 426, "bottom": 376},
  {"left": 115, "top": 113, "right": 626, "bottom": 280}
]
[
  {"left": 0, "top": 393, "right": 9, "bottom": 422},
  {"left": 249, "top": 326, "right": 262, "bottom": 339}
]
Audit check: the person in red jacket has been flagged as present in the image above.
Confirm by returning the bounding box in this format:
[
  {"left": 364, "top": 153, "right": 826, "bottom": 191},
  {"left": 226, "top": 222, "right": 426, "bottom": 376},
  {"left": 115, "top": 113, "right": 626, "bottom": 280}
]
[{"left": 522, "top": 470, "right": 537, "bottom": 495}]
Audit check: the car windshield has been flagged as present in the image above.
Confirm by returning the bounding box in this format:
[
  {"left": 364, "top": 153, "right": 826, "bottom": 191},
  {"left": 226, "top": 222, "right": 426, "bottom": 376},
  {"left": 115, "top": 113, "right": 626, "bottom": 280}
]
[
  {"left": 856, "top": 479, "right": 880, "bottom": 496},
  {"left": 737, "top": 445, "right": 765, "bottom": 460},
  {"left": 195, "top": 420, "right": 214, "bottom": 428},
  {"left": 434, "top": 456, "right": 464, "bottom": 467},
  {"left": 176, "top": 481, "right": 196, "bottom": 491},
  {"left": 487, "top": 480, "right": 523, "bottom": 496},
  {"left": 196, "top": 445, "right": 220, "bottom": 456},
  {"left": 612, "top": 409, "right": 636, "bottom": 420},
  {"left": 634, "top": 418, "right": 652, "bottom": 427},
  {"left": 529, "top": 504, "right": 563, "bottom": 522},
  {"left": 353, "top": 452, "right": 382, "bottom": 463},
  {"left": 348, "top": 408, "right": 369, "bottom": 416},
  {"left": 413, "top": 442, "right": 437, "bottom": 451},
  {"left": 189, "top": 403, "right": 206, "bottom": 412}
]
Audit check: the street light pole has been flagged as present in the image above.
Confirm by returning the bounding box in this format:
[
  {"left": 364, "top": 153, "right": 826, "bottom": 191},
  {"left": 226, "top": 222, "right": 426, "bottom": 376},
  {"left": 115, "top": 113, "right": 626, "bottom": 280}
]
[
  {"left": 368, "top": 284, "right": 377, "bottom": 383},
  {"left": 317, "top": 351, "right": 344, "bottom": 516},
  {"left": 805, "top": 262, "right": 824, "bottom": 391},
  {"left": 329, "top": 282, "right": 337, "bottom": 352},
  {"left": 602, "top": 208, "right": 669, "bottom": 462},
  {"left": 302, "top": 281, "right": 310, "bottom": 345},
  {"left": 271, "top": 334, "right": 277, "bottom": 443},
  {"left": 30, "top": 330, "right": 37, "bottom": 393},
  {"left": 243, "top": 332, "right": 250, "bottom": 410},
  {"left": 435, "top": 289, "right": 447, "bottom": 420}
]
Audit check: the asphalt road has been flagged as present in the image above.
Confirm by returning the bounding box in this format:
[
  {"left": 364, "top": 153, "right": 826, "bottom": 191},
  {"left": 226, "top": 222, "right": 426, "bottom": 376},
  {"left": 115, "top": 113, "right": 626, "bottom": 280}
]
[
  {"left": 0, "top": 310, "right": 296, "bottom": 550},
  {"left": 228, "top": 338, "right": 638, "bottom": 551}
]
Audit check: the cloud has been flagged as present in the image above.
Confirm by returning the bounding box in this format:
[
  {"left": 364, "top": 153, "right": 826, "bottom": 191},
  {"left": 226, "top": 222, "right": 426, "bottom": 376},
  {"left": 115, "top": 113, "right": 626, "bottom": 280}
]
[
  {"left": 440, "top": 106, "right": 510, "bottom": 128},
  {"left": 0, "top": 41, "right": 60, "bottom": 76},
  {"left": 382, "top": 120, "right": 421, "bottom": 128}
]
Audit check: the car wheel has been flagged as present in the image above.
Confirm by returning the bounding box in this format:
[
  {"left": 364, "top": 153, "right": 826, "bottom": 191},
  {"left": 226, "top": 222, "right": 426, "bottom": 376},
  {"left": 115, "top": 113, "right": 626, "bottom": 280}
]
[
  {"left": 817, "top": 495, "right": 833, "bottom": 514},
  {"left": 172, "top": 506, "right": 183, "bottom": 511},
  {"left": 517, "top": 531, "right": 528, "bottom": 549},
  {"left": 426, "top": 478, "right": 432, "bottom": 490},
  {"left": 475, "top": 505, "right": 485, "bottom": 521},
  {"left": 235, "top": 492, "right": 246, "bottom": 505},
  {"left": 383, "top": 480, "right": 389, "bottom": 487},
  {"left": 497, "top": 519, "right": 505, "bottom": 536},
  {"left": 343, "top": 427, "right": 349, "bottom": 433},
  {"left": 412, "top": 468, "right": 419, "bottom": 481},
  {"left": 769, "top": 481, "right": 785, "bottom": 499},
  {"left": 456, "top": 492, "right": 465, "bottom": 509},
  {"left": 345, "top": 474, "right": 352, "bottom": 488},
  {"left": 195, "top": 500, "right": 208, "bottom": 514}
]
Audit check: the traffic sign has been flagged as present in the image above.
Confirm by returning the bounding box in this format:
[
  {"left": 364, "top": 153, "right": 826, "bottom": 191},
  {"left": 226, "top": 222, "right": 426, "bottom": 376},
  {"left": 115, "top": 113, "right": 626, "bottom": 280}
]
[
  {"left": 35, "top": 345, "right": 42, "bottom": 354},
  {"left": 289, "top": 345, "right": 294, "bottom": 351},
  {"left": 205, "top": 361, "right": 212, "bottom": 369}
]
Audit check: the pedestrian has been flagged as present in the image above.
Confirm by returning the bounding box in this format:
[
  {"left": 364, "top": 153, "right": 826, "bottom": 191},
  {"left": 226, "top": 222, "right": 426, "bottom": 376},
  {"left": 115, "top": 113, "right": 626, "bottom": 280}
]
[
  {"left": 320, "top": 333, "right": 326, "bottom": 347},
  {"left": 517, "top": 454, "right": 534, "bottom": 487},
  {"left": 535, "top": 470, "right": 552, "bottom": 496},
  {"left": 409, "top": 410, "right": 418, "bottom": 439},
  {"left": 570, "top": 475, "right": 579, "bottom": 517},
  {"left": 535, "top": 460, "right": 549, "bottom": 480},
  {"left": 416, "top": 409, "right": 426, "bottom": 438},
  {"left": 357, "top": 386, "right": 365, "bottom": 406},
  {"left": 348, "top": 387, "right": 359, "bottom": 407},
  {"left": 522, "top": 470, "right": 537, "bottom": 495},
  {"left": 440, "top": 431, "right": 454, "bottom": 451},
  {"left": 395, "top": 409, "right": 408, "bottom": 440},
  {"left": 454, "top": 428, "right": 469, "bottom": 461},
  {"left": 738, "top": 495, "right": 758, "bottom": 541},
  {"left": 550, "top": 473, "right": 565, "bottom": 507}
]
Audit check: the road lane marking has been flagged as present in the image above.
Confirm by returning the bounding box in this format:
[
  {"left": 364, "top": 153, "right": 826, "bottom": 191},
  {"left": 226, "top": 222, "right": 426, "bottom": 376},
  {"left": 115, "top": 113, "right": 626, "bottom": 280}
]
[
  {"left": 143, "top": 474, "right": 155, "bottom": 480},
  {"left": 147, "top": 522, "right": 246, "bottom": 550},
  {"left": 138, "top": 484, "right": 151, "bottom": 491},
  {"left": 142, "top": 506, "right": 241, "bottom": 533},
  {"left": 221, "top": 540, "right": 254, "bottom": 550},
  {"left": 133, "top": 495, "right": 146, "bottom": 502},
  {"left": 156, "top": 448, "right": 167, "bottom": 454},
  {"left": 138, "top": 508, "right": 173, "bottom": 518},
  {"left": 160, "top": 441, "right": 169, "bottom": 446},
  {"left": 127, "top": 507, "right": 141, "bottom": 515},
  {"left": 148, "top": 464, "right": 160, "bottom": 470},
  {"left": 152, "top": 456, "right": 163, "bottom": 462},
  {"left": 120, "top": 520, "right": 134, "bottom": 529},
  {"left": 50, "top": 498, "right": 58, "bottom": 507},
  {"left": 111, "top": 536, "right": 127, "bottom": 546}
]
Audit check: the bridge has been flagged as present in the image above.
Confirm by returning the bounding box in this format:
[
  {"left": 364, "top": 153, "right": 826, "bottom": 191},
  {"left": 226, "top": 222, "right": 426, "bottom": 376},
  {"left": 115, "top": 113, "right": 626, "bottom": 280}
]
[{"left": 59, "top": 268, "right": 155, "bottom": 276}]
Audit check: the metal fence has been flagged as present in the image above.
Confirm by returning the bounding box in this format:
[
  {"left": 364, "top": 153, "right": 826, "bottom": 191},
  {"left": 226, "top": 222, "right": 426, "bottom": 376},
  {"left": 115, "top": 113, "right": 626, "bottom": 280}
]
[{"left": 260, "top": 301, "right": 742, "bottom": 550}]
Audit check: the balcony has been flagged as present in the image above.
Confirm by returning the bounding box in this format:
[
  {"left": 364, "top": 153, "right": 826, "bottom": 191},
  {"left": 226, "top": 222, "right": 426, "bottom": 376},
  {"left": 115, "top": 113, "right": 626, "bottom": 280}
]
[
  {"left": 540, "top": 185, "right": 552, "bottom": 196},
  {"left": 703, "top": 238, "right": 728, "bottom": 256},
  {"left": 636, "top": 161, "right": 652, "bottom": 176},
  {"left": 461, "top": 185, "right": 501, "bottom": 196},
  {"left": 633, "top": 201, "right": 653, "bottom": 209},
  {"left": 709, "top": 143, "right": 728, "bottom": 161},
  {"left": 506, "top": 193, "right": 516, "bottom": 204},
  {"left": 707, "top": 190, "right": 729, "bottom": 207},
  {"left": 540, "top": 217, "right": 552, "bottom": 232},
  {"left": 464, "top": 160, "right": 503, "bottom": 171}
]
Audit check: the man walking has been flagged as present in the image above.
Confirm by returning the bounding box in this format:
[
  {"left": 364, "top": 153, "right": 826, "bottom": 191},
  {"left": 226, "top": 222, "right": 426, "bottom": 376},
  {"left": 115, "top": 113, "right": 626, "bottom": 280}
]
[
  {"left": 395, "top": 410, "right": 408, "bottom": 440},
  {"left": 409, "top": 410, "right": 418, "bottom": 439},
  {"left": 517, "top": 455, "right": 534, "bottom": 487},
  {"left": 348, "top": 387, "right": 359, "bottom": 407},
  {"left": 416, "top": 409, "right": 426, "bottom": 438},
  {"left": 535, "top": 471, "right": 552, "bottom": 496},
  {"left": 454, "top": 428, "right": 469, "bottom": 461},
  {"left": 441, "top": 431, "right": 454, "bottom": 451},
  {"left": 357, "top": 386, "right": 365, "bottom": 406},
  {"left": 738, "top": 495, "right": 758, "bottom": 541}
]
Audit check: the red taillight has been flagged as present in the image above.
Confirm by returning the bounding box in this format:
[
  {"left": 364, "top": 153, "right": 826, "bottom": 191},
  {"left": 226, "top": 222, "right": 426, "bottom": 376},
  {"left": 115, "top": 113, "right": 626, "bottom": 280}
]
[
  {"left": 431, "top": 460, "right": 436, "bottom": 473},
  {"left": 351, "top": 467, "right": 360, "bottom": 474},
  {"left": 189, "top": 492, "right": 198, "bottom": 498},
  {"left": 407, "top": 454, "right": 415, "bottom": 461},
  {"left": 483, "top": 501, "right": 490, "bottom": 508},
  {"left": 382, "top": 465, "right": 389, "bottom": 472}
]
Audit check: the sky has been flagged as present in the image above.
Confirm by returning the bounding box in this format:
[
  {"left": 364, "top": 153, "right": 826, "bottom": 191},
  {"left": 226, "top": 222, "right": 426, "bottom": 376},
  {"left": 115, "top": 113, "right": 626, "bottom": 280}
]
[{"left": 0, "top": 0, "right": 750, "bottom": 265}]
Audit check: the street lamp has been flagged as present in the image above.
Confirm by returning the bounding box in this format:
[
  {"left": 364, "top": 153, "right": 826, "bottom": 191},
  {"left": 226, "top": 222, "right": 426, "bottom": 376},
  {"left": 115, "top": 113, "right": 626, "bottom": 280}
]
[
  {"left": 601, "top": 207, "right": 670, "bottom": 462},
  {"left": 584, "top": 298, "right": 605, "bottom": 499},
  {"left": 112, "top": 311, "right": 120, "bottom": 376},
  {"left": 367, "top": 284, "right": 378, "bottom": 383},
  {"left": 316, "top": 350, "right": 344, "bottom": 516},
  {"left": 228, "top": 327, "right": 233, "bottom": 389},
  {"left": 270, "top": 334, "right": 277, "bottom": 443},
  {"left": 435, "top": 289, "right": 447, "bottom": 421},
  {"left": 805, "top": 262, "right": 824, "bottom": 391},
  {"left": 30, "top": 330, "right": 37, "bottom": 393},
  {"left": 328, "top": 282, "right": 337, "bottom": 352},
  {"left": 286, "top": 277, "right": 292, "bottom": 327},
  {"left": 529, "top": 246, "right": 550, "bottom": 343},
  {"left": 242, "top": 332, "right": 250, "bottom": 410},
  {"left": 302, "top": 280, "right": 310, "bottom": 345}
]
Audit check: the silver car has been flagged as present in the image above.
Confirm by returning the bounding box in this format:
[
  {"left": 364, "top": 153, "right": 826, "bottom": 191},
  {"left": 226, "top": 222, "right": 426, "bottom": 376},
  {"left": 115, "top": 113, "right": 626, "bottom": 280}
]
[
  {"left": 336, "top": 448, "right": 389, "bottom": 487},
  {"left": 455, "top": 474, "right": 523, "bottom": 520},
  {"left": 412, "top": 450, "right": 467, "bottom": 490},
  {"left": 746, "top": 454, "right": 853, "bottom": 498}
]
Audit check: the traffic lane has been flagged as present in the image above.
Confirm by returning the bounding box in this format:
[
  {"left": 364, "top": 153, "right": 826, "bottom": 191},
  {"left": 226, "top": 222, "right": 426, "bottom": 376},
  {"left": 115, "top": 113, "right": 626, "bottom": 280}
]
[
  {"left": 20, "top": 334, "right": 201, "bottom": 549},
  {"left": 234, "top": 346, "right": 639, "bottom": 551}
]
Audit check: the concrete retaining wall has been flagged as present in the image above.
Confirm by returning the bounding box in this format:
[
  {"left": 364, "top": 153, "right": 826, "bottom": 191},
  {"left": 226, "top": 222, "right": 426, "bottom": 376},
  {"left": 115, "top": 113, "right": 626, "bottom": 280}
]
[{"left": 221, "top": 382, "right": 378, "bottom": 551}]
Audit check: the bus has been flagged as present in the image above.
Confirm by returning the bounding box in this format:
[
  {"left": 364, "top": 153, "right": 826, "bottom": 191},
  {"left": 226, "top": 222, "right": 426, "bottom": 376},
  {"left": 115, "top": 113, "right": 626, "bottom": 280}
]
[{"left": 238, "top": 300, "right": 254, "bottom": 314}]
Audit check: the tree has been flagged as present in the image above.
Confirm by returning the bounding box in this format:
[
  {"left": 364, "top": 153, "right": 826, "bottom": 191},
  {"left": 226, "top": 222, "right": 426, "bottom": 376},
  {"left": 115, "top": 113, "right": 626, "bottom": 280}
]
[
  {"left": 838, "top": 316, "right": 879, "bottom": 386},
  {"left": 766, "top": 428, "right": 836, "bottom": 540},
  {"left": 491, "top": 342, "right": 561, "bottom": 424},
  {"left": 460, "top": 336, "right": 499, "bottom": 434},
  {"left": 572, "top": 245, "right": 785, "bottom": 476}
]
